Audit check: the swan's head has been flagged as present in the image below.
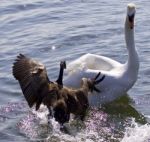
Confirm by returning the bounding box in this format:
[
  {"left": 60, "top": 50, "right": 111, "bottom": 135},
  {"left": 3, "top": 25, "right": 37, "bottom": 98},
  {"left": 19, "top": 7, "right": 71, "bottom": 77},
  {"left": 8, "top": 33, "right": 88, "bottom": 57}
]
[{"left": 127, "top": 3, "right": 136, "bottom": 29}]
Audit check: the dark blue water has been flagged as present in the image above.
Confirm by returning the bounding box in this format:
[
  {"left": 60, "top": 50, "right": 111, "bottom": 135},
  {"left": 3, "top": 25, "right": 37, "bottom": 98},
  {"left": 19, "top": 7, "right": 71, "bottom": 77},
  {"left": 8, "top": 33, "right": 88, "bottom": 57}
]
[{"left": 0, "top": 0, "right": 150, "bottom": 141}]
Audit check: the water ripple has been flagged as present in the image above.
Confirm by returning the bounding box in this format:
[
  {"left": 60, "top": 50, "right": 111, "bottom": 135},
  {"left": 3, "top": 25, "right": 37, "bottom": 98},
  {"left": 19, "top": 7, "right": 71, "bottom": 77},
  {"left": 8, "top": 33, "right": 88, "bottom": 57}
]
[{"left": 0, "top": 0, "right": 150, "bottom": 141}]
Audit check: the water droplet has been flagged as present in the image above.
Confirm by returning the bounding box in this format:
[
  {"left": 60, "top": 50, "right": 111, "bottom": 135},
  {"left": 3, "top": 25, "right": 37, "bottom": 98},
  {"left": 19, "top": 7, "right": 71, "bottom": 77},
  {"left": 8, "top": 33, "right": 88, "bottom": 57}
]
[{"left": 52, "top": 46, "right": 56, "bottom": 50}]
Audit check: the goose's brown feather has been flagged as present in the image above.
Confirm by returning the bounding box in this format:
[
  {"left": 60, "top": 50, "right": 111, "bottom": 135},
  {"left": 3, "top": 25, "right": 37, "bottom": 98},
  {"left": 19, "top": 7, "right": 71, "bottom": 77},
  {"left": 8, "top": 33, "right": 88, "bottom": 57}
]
[{"left": 12, "top": 54, "right": 50, "bottom": 109}]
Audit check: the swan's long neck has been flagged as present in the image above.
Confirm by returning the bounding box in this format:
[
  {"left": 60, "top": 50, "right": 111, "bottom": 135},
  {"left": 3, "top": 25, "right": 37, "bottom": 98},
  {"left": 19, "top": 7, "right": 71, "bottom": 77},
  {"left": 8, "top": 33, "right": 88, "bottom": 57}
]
[{"left": 124, "top": 16, "right": 139, "bottom": 79}]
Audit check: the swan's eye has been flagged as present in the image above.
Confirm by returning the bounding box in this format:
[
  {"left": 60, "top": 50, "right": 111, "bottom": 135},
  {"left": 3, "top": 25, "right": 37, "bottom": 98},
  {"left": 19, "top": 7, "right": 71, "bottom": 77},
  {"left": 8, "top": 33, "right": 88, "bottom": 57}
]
[{"left": 128, "top": 14, "right": 134, "bottom": 22}]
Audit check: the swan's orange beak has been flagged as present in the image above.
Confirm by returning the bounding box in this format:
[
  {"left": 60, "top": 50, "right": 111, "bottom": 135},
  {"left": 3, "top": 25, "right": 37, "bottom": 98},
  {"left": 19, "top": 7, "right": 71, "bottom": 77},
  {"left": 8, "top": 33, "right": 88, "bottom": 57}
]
[{"left": 128, "top": 14, "right": 135, "bottom": 29}]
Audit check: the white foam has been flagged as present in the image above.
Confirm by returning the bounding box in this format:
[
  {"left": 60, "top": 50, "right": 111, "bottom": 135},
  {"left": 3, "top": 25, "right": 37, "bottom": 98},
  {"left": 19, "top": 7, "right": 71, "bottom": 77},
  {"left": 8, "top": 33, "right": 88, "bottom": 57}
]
[{"left": 121, "top": 119, "right": 150, "bottom": 142}]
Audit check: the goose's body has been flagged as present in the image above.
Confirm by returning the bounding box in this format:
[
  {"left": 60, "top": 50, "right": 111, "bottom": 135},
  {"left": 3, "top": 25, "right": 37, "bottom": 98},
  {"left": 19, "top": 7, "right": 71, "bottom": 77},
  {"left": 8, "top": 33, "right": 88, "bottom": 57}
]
[
  {"left": 12, "top": 54, "right": 66, "bottom": 111},
  {"left": 64, "top": 3, "right": 139, "bottom": 106}
]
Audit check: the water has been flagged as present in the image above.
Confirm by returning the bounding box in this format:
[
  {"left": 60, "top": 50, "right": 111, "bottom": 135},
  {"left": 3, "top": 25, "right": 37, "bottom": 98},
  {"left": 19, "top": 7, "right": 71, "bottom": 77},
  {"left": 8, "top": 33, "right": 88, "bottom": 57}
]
[{"left": 0, "top": 0, "right": 150, "bottom": 141}]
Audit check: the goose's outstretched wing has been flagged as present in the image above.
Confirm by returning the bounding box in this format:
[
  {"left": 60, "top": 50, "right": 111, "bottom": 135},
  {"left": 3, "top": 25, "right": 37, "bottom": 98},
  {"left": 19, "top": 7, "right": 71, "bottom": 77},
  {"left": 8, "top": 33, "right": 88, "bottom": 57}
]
[{"left": 12, "top": 54, "right": 51, "bottom": 110}]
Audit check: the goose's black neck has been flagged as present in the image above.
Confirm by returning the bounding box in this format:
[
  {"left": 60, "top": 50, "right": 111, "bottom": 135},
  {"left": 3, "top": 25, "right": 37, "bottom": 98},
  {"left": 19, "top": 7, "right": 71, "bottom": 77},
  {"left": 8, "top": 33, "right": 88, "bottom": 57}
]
[{"left": 56, "top": 61, "right": 66, "bottom": 86}]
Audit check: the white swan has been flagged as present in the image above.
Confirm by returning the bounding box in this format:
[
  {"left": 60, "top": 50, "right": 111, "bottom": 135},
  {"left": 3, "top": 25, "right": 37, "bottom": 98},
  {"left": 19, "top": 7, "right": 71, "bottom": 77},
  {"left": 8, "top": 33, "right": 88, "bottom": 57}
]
[{"left": 63, "top": 3, "right": 139, "bottom": 106}]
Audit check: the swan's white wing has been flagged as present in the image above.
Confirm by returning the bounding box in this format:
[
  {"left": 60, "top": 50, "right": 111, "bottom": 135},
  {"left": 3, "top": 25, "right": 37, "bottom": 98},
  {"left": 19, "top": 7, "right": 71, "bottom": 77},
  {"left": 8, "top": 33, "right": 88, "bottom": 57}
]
[
  {"left": 64, "top": 53, "right": 122, "bottom": 88},
  {"left": 66, "top": 53, "right": 122, "bottom": 75}
]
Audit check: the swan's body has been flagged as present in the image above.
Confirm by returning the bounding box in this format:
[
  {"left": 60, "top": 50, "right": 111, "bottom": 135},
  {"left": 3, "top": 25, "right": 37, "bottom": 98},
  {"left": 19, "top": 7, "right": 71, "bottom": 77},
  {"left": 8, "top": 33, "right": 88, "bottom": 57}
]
[{"left": 64, "top": 3, "right": 139, "bottom": 106}]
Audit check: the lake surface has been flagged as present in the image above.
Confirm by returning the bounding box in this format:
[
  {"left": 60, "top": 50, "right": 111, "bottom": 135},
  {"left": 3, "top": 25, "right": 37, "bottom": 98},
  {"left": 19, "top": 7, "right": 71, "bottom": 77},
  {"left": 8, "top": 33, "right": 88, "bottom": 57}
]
[{"left": 0, "top": 0, "right": 150, "bottom": 141}]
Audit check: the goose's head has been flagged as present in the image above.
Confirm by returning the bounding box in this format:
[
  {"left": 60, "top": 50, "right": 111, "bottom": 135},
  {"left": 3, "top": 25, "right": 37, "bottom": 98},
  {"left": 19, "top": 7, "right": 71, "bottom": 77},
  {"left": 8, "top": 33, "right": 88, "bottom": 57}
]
[{"left": 127, "top": 3, "right": 136, "bottom": 29}]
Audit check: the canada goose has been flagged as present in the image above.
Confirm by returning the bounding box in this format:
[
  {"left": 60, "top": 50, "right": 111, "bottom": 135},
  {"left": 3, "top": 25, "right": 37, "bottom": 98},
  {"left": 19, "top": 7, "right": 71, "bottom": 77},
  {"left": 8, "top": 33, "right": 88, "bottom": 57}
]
[
  {"left": 12, "top": 54, "right": 66, "bottom": 117},
  {"left": 12, "top": 54, "right": 105, "bottom": 125}
]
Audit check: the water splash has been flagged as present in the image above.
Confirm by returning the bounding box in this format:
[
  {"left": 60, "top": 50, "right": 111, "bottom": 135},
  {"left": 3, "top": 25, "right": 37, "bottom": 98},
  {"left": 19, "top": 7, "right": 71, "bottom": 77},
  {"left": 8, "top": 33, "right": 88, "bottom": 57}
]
[
  {"left": 16, "top": 105, "right": 53, "bottom": 140},
  {"left": 121, "top": 118, "right": 150, "bottom": 142},
  {"left": 0, "top": 101, "right": 148, "bottom": 142},
  {"left": 16, "top": 106, "right": 126, "bottom": 141},
  {"left": 85, "top": 107, "right": 124, "bottom": 142},
  {"left": 0, "top": 102, "right": 27, "bottom": 122}
]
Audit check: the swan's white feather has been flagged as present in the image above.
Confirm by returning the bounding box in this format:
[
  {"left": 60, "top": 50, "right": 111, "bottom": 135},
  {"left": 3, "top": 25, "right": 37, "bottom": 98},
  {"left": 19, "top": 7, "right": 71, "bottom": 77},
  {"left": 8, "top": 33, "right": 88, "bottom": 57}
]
[{"left": 66, "top": 53, "right": 122, "bottom": 73}]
